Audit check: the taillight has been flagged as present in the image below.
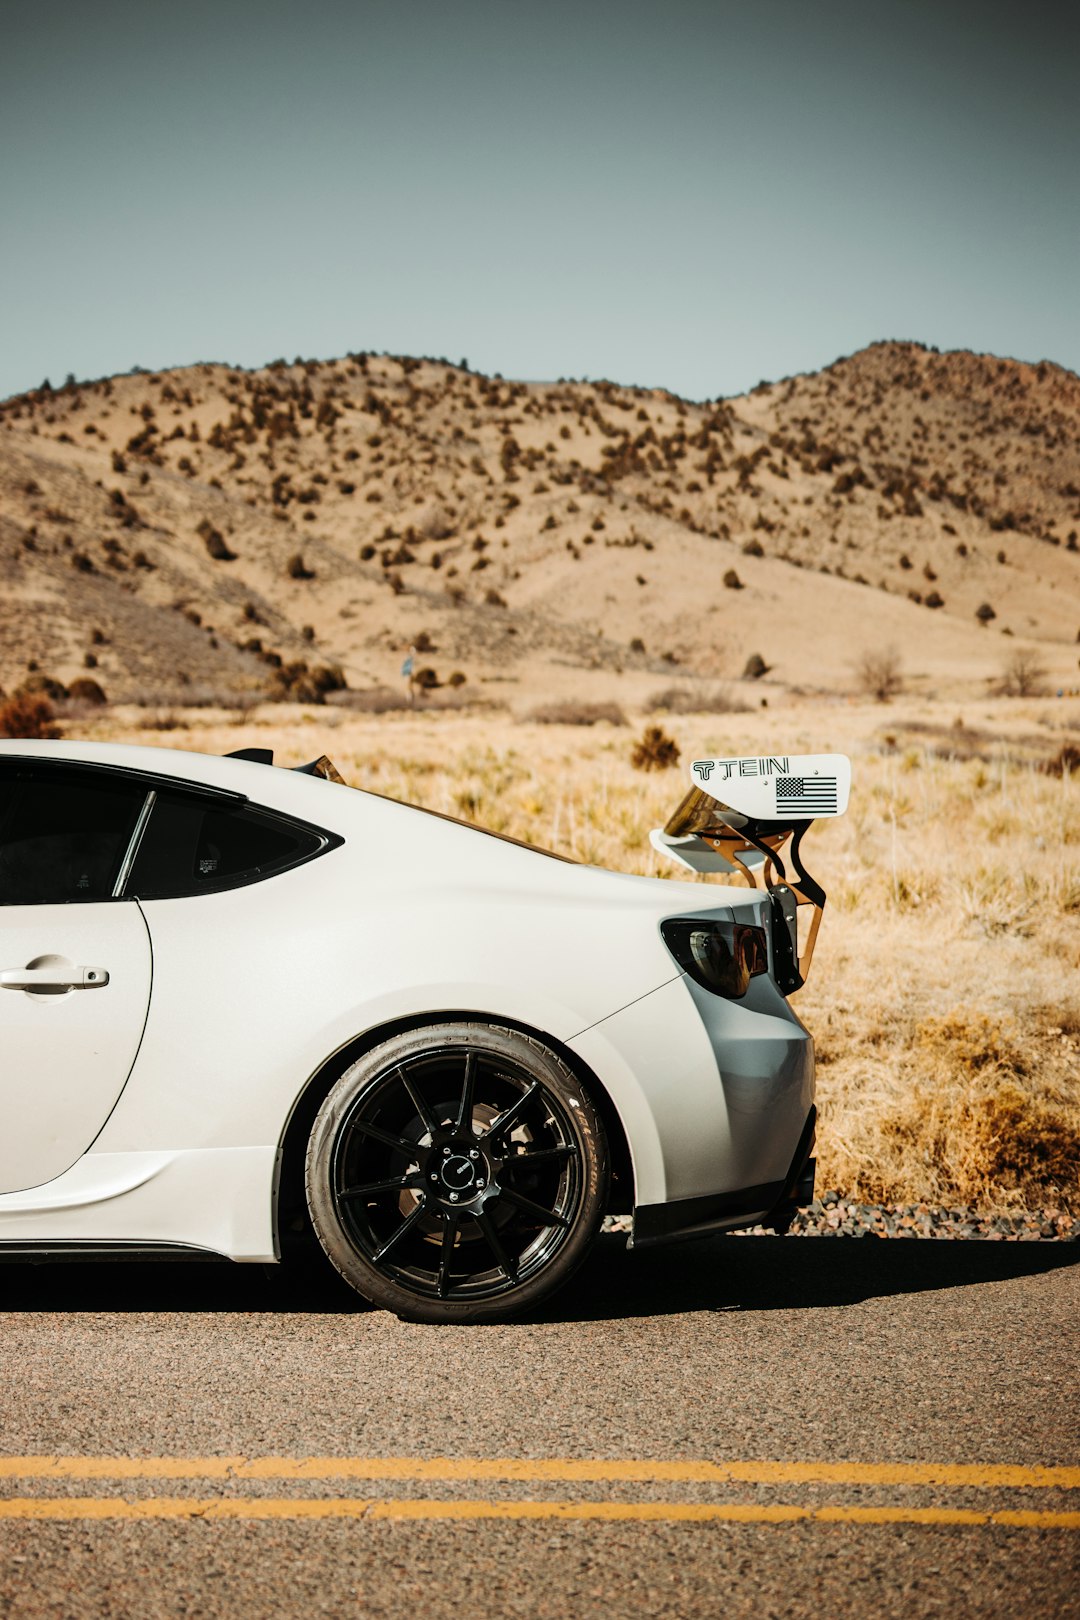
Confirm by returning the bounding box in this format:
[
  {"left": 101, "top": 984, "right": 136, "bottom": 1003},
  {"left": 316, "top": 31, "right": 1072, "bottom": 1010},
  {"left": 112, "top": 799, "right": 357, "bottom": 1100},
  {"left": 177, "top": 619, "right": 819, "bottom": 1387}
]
[{"left": 660, "top": 917, "right": 769, "bottom": 1000}]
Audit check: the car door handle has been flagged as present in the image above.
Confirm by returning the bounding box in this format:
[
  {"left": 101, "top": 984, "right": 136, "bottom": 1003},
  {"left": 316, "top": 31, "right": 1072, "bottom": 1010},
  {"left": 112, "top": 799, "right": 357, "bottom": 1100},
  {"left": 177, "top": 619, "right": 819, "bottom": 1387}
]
[{"left": 0, "top": 966, "right": 110, "bottom": 990}]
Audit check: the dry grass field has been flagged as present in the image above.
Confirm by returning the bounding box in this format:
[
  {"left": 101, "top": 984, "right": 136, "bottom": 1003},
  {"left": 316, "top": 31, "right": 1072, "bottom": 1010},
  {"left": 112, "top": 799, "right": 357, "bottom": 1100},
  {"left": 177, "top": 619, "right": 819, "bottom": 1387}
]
[{"left": 63, "top": 691, "right": 1080, "bottom": 1215}]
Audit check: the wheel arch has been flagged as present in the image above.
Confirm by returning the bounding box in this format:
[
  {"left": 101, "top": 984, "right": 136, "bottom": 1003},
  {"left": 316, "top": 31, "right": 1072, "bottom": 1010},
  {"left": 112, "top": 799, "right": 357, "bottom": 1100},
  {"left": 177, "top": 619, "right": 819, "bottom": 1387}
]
[{"left": 273, "top": 1010, "right": 636, "bottom": 1259}]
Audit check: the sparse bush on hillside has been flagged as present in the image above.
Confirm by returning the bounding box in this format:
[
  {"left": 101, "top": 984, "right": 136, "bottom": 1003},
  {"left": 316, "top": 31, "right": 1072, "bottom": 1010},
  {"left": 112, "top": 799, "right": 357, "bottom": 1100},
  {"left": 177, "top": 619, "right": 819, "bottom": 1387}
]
[
  {"left": 67, "top": 677, "right": 107, "bottom": 706},
  {"left": 975, "top": 602, "right": 997, "bottom": 624},
  {"left": 646, "top": 686, "right": 749, "bottom": 716},
  {"left": 855, "top": 645, "right": 904, "bottom": 702},
  {"left": 723, "top": 568, "right": 743, "bottom": 590},
  {"left": 631, "top": 724, "right": 680, "bottom": 771},
  {"left": 742, "top": 652, "right": 770, "bottom": 679},
  {"left": 1041, "top": 744, "right": 1079, "bottom": 778},
  {"left": 0, "top": 693, "right": 59, "bottom": 739},
  {"left": 19, "top": 673, "right": 67, "bottom": 702},
  {"left": 998, "top": 647, "right": 1047, "bottom": 698},
  {"left": 526, "top": 701, "right": 628, "bottom": 727},
  {"left": 286, "top": 553, "right": 315, "bottom": 580},
  {"left": 268, "top": 659, "right": 347, "bottom": 704},
  {"left": 198, "top": 519, "right": 237, "bottom": 562},
  {"left": 333, "top": 686, "right": 410, "bottom": 714}
]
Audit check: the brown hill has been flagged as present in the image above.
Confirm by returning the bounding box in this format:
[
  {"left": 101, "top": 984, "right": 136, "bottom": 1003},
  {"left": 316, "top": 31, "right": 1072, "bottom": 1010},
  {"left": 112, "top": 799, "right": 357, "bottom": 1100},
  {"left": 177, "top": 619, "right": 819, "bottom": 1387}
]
[{"left": 1, "top": 342, "right": 1077, "bottom": 709}]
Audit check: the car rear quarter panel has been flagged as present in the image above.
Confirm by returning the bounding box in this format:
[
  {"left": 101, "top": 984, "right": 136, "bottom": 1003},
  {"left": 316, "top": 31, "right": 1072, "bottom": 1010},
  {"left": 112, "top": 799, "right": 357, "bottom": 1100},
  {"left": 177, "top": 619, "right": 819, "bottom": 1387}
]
[
  {"left": 569, "top": 973, "right": 814, "bottom": 1207},
  {"left": 91, "top": 807, "right": 715, "bottom": 1157}
]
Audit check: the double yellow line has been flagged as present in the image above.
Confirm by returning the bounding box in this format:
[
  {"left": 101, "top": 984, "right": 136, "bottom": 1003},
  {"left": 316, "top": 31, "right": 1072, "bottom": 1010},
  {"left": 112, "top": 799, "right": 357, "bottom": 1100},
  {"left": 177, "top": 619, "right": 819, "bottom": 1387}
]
[{"left": 0, "top": 1458, "right": 1076, "bottom": 1527}]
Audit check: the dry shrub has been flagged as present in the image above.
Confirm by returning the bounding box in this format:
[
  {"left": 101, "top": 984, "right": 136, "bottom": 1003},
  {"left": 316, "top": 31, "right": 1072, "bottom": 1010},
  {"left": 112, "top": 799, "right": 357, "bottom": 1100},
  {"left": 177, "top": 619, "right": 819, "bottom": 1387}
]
[
  {"left": 631, "top": 725, "right": 680, "bottom": 771},
  {"left": 269, "top": 661, "right": 346, "bottom": 704},
  {"left": 997, "top": 647, "right": 1047, "bottom": 697},
  {"left": 0, "top": 693, "right": 59, "bottom": 739},
  {"left": 646, "top": 685, "right": 749, "bottom": 716},
  {"left": 1042, "top": 743, "right": 1079, "bottom": 778},
  {"left": 332, "top": 686, "right": 410, "bottom": 714},
  {"left": 67, "top": 677, "right": 107, "bottom": 706},
  {"left": 526, "top": 701, "right": 627, "bottom": 726},
  {"left": 855, "top": 644, "right": 903, "bottom": 702},
  {"left": 857, "top": 1013, "right": 1079, "bottom": 1207},
  {"left": 331, "top": 686, "right": 496, "bottom": 716},
  {"left": 914, "top": 1011, "right": 1025, "bottom": 1078},
  {"left": 197, "top": 518, "right": 237, "bottom": 562},
  {"left": 137, "top": 708, "right": 184, "bottom": 731},
  {"left": 18, "top": 673, "right": 67, "bottom": 701}
]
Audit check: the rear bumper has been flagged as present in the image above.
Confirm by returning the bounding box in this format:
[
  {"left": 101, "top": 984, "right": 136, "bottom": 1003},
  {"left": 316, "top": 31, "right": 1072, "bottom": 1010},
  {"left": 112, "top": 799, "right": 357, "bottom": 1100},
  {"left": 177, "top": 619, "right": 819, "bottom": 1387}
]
[
  {"left": 569, "top": 966, "right": 814, "bottom": 1213},
  {"left": 630, "top": 1105, "right": 817, "bottom": 1247}
]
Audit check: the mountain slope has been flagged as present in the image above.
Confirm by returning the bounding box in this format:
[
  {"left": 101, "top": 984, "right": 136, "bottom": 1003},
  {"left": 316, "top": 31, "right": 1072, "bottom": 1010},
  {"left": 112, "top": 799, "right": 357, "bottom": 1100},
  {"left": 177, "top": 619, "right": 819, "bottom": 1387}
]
[{"left": 1, "top": 342, "right": 1077, "bottom": 705}]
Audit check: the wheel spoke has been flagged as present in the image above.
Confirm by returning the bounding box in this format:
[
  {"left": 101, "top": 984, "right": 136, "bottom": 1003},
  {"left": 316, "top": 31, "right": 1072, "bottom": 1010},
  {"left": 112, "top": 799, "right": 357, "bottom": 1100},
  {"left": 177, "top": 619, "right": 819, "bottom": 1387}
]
[
  {"left": 397, "top": 1066, "right": 438, "bottom": 1138},
  {"left": 479, "top": 1081, "right": 540, "bottom": 1144},
  {"left": 436, "top": 1215, "right": 458, "bottom": 1299},
  {"left": 455, "top": 1051, "right": 477, "bottom": 1133},
  {"left": 350, "top": 1118, "right": 419, "bottom": 1156},
  {"left": 371, "top": 1197, "right": 429, "bottom": 1263},
  {"left": 329, "top": 1040, "right": 589, "bottom": 1306},
  {"left": 503, "top": 1144, "right": 575, "bottom": 1169},
  {"left": 498, "top": 1186, "right": 570, "bottom": 1228},
  {"left": 339, "top": 1174, "right": 419, "bottom": 1200},
  {"left": 476, "top": 1210, "right": 518, "bottom": 1279}
]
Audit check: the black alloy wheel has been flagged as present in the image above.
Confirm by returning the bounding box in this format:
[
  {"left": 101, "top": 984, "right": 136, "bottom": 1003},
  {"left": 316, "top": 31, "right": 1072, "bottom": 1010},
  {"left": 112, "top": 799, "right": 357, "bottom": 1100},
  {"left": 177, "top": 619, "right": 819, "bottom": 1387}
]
[{"left": 305, "top": 1023, "right": 609, "bottom": 1322}]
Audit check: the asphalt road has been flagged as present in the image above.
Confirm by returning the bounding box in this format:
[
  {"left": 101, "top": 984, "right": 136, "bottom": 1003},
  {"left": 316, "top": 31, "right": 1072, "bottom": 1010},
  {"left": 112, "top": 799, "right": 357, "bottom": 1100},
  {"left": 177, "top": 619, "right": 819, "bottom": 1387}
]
[{"left": 1, "top": 1234, "right": 1077, "bottom": 1619}]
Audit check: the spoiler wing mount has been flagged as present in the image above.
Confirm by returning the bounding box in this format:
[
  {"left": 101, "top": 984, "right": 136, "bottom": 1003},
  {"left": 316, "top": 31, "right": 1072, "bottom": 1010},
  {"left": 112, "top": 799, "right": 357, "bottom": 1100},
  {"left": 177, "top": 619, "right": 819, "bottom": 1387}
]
[{"left": 650, "top": 754, "right": 850, "bottom": 992}]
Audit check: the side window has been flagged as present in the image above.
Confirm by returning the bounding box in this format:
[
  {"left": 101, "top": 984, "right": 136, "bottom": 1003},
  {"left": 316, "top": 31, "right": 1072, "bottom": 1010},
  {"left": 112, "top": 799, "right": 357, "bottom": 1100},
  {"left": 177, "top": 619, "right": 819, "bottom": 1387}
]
[
  {"left": 0, "top": 765, "right": 148, "bottom": 905},
  {"left": 124, "top": 789, "right": 326, "bottom": 899}
]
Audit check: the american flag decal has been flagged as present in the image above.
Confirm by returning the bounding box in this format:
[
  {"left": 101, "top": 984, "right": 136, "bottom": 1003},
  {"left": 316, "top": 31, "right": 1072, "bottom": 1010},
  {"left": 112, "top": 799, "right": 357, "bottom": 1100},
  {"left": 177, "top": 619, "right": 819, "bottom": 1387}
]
[{"left": 775, "top": 775, "right": 838, "bottom": 813}]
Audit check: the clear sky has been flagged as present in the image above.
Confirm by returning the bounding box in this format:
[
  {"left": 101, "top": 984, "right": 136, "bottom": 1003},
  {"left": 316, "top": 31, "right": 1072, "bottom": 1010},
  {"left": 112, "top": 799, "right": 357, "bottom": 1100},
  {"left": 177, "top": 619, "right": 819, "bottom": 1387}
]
[{"left": 2, "top": 0, "right": 1077, "bottom": 401}]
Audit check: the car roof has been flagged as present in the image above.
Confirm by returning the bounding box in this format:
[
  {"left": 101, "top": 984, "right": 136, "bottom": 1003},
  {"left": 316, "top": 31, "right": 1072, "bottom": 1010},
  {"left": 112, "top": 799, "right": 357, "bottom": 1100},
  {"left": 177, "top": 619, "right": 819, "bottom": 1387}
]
[
  {"left": 0, "top": 737, "right": 573, "bottom": 865},
  {"left": 0, "top": 738, "right": 348, "bottom": 818}
]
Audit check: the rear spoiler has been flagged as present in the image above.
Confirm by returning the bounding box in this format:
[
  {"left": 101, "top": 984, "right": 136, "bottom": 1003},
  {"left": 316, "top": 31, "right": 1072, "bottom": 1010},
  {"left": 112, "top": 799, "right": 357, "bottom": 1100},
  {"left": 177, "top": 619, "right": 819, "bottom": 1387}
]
[
  {"left": 650, "top": 754, "right": 851, "bottom": 993},
  {"left": 226, "top": 748, "right": 346, "bottom": 785}
]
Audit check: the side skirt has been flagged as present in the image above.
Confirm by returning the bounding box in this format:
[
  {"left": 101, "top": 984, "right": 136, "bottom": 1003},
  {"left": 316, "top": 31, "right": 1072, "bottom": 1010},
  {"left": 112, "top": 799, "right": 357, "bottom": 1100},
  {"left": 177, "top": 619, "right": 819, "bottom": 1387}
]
[{"left": 0, "top": 1242, "right": 227, "bottom": 1264}]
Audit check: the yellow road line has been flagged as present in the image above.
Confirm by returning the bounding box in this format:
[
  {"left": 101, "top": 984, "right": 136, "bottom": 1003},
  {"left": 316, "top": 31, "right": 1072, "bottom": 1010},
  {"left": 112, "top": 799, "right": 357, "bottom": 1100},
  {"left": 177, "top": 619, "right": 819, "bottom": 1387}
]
[
  {"left": 0, "top": 1458, "right": 1076, "bottom": 1488},
  {"left": 0, "top": 1497, "right": 1075, "bottom": 1527}
]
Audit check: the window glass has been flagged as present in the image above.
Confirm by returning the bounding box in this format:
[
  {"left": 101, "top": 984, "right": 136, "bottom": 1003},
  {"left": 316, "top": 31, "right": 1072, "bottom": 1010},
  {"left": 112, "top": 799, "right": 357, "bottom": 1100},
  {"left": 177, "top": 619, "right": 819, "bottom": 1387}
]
[
  {"left": 125, "top": 790, "right": 323, "bottom": 898},
  {"left": 0, "top": 765, "right": 147, "bottom": 905}
]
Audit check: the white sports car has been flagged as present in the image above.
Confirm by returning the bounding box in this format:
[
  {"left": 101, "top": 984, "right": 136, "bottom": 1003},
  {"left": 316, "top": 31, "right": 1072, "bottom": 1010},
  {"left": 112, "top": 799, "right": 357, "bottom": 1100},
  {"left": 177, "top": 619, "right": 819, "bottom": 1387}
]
[{"left": 0, "top": 739, "right": 849, "bottom": 1321}]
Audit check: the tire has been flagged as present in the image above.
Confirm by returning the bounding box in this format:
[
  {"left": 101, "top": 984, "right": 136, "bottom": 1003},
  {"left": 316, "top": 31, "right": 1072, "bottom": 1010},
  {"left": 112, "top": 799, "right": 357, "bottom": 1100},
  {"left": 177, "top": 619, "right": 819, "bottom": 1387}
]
[{"left": 305, "top": 1022, "right": 609, "bottom": 1323}]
